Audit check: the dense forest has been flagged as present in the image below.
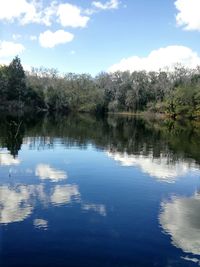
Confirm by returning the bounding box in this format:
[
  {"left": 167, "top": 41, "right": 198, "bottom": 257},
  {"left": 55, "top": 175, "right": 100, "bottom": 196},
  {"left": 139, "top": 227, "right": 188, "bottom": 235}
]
[{"left": 1, "top": 56, "right": 200, "bottom": 118}]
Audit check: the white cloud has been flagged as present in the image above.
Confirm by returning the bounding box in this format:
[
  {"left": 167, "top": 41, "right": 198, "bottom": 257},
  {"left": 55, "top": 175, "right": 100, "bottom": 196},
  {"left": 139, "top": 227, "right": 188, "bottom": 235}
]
[
  {"left": 160, "top": 192, "right": 200, "bottom": 257},
  {"left": 42, "top": 1, "right": 57, "bottom": 26},
  {"left": 109, "top": 45, "right": 200, "bottom": 72},
  {"left": 175, "top": 0, "right": 200, "bottom": 31},
  {"left": 0, "top": 0, "right": 120, "bottom": 27},
  {"left": 0, "top": 0, "right": 35, "bottom": 22},
  {"left": 92, "top": 0, "right": 120, "bottom": 10},
  {"left": 30, "top": 35, "right": 37, "bottom": 41},
  {"left": 35, "top": 164, "right": 67, "bottom": 182},
  {"left": 0, "top": 41, "right": 25, "bottom": 58},
  {"left": 57, "top": 3, "right": 90, "bottom": 28},
  {"left": 12, "top": 34, "right": 21, "bottom": 40},
  {"left": 85, "top": 0, "right": 120, "bottom": 14},
  {"left": 20, "top": 1, "right": 57, "bottom": 26},
  {"left": 107, "top": 151, "right": 199, "bottom": 182},
  {"left": 39, "top": 30, "right": 74, "bottom": 48},
  {"left": 0, "top": 0, "right": 57, "bottom": 26}
]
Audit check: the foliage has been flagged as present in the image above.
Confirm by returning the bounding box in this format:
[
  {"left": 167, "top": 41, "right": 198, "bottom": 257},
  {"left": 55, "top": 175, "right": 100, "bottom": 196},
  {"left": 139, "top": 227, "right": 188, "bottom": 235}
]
[
  {"left": 0, "top": 56, "right": 39, "bottom": 110},
  {"left": 1, "top": 57, "right": 200, "bottom": 117}
]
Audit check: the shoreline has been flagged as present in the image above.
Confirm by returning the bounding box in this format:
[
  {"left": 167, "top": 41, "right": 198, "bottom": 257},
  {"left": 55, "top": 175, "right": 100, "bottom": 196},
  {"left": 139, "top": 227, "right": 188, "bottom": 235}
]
[
  {"left": 107, "top": 111, "right": 200, "bottom": 121},
  {"left": 107, "top": 111, "right": 167, "bottom": 119}
]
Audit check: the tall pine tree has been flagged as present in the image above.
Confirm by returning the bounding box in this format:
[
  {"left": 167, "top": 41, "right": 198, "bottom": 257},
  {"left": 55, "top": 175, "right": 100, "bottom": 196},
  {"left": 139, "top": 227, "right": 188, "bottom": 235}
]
[{"left": 7, "top": 56, "right": 26, "bottom": 102}]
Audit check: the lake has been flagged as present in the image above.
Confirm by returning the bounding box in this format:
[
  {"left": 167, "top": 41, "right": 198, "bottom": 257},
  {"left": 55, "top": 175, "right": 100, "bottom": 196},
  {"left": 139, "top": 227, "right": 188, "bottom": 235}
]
[{"left": 0, "top": 113, "right": 200, "bottom": 267}]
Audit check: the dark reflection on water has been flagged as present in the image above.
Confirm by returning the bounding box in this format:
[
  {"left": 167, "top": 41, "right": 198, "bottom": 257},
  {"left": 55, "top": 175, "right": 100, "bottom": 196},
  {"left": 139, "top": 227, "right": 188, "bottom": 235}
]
[{"left": 1, "top": 113, "right": 200, "bottom": 266}]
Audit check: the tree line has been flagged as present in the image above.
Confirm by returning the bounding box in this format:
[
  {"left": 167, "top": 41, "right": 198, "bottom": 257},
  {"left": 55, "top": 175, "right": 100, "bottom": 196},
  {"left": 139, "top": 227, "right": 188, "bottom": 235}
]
[{"left": 0, "top": 56, "right": 200, "bottom": 118}]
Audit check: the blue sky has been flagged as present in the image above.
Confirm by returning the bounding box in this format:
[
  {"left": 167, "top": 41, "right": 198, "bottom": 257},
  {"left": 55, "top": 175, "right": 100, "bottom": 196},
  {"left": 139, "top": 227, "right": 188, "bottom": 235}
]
[{"left": 0, "top": 0, "right": 200, "bottom": 75}]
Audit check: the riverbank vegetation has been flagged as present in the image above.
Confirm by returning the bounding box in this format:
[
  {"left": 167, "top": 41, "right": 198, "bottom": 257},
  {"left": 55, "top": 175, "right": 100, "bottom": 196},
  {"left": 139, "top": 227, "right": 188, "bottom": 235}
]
[{"left": 0, "top": 56, "right": 200, "bottom": 118}]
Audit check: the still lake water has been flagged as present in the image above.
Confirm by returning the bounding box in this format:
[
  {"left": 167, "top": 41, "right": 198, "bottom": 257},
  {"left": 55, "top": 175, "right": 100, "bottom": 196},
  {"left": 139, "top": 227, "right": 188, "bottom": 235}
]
[{"left": 1, "top": 113, "right": 200, "bottom": 267}]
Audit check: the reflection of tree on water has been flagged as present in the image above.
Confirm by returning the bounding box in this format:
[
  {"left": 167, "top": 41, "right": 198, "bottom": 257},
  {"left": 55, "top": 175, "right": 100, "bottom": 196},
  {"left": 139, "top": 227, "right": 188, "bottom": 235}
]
[
  {"left": 1, "top": 112, "right": 200, "bottom": 165},
  {"left": 0, "top": 113, "right": 24, "bottom": 157},
  {"left": 4, "top": 119, "right": 23, "bottom": 157},
  {"left": 0, "top": 112, "right": 43, "bottom": 156},
  {"left": 5, "top": 121, "right": 23, "bottom": 157},
  {"left": 151, "top": 118, "right": 200, "bottom": 164}
]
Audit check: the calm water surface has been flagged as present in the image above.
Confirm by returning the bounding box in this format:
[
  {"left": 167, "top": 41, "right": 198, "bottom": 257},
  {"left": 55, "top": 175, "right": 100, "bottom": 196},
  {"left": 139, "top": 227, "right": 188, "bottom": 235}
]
[{"left": 1, "top": 113, "right": 200, "bottom": 267}]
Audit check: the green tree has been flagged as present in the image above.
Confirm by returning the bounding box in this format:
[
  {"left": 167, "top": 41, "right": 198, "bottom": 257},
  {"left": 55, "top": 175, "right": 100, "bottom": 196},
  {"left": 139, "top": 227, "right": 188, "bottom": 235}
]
[
  {"left": 0, "top": 65, "right": 9, "bottom": 102},
  {"left": 7, "top": 56, "right": 26, "bottom": 103}
]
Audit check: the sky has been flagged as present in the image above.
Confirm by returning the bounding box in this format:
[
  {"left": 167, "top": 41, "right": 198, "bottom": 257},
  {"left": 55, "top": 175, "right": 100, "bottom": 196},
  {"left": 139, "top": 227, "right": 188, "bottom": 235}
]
[{"left": 0, "top": 0, "right": 200, "bottom": 75}]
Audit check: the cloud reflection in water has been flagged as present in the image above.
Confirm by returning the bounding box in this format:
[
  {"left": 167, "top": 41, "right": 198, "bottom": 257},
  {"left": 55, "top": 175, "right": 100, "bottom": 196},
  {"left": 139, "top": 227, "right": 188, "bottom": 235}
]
[
  {"left": 33, "top": 219, "right": 48, "bottom": 230},
  {"left": 0, "top": 181, "right": 106, "bottom": 227},
  {"left": 107, "top": 151, "right": 199, "bottom": 182},
  {"left": 82, "top": 203, "right": 107, "bottom": 216},
  {"left": 35, "top": 164, "right": 67, "bottom": 182},
  {"left": 0, "top": 185, "right": 33, "bottom": 224},
  {"left": 51, "top": 184, "right": 80, "bottom": 205},
  {"left": 160, "top": 192, "right": 200, "bottom": 262},
  {"left": 0, "top": 152, "right": 20, "bottom": 166}
]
